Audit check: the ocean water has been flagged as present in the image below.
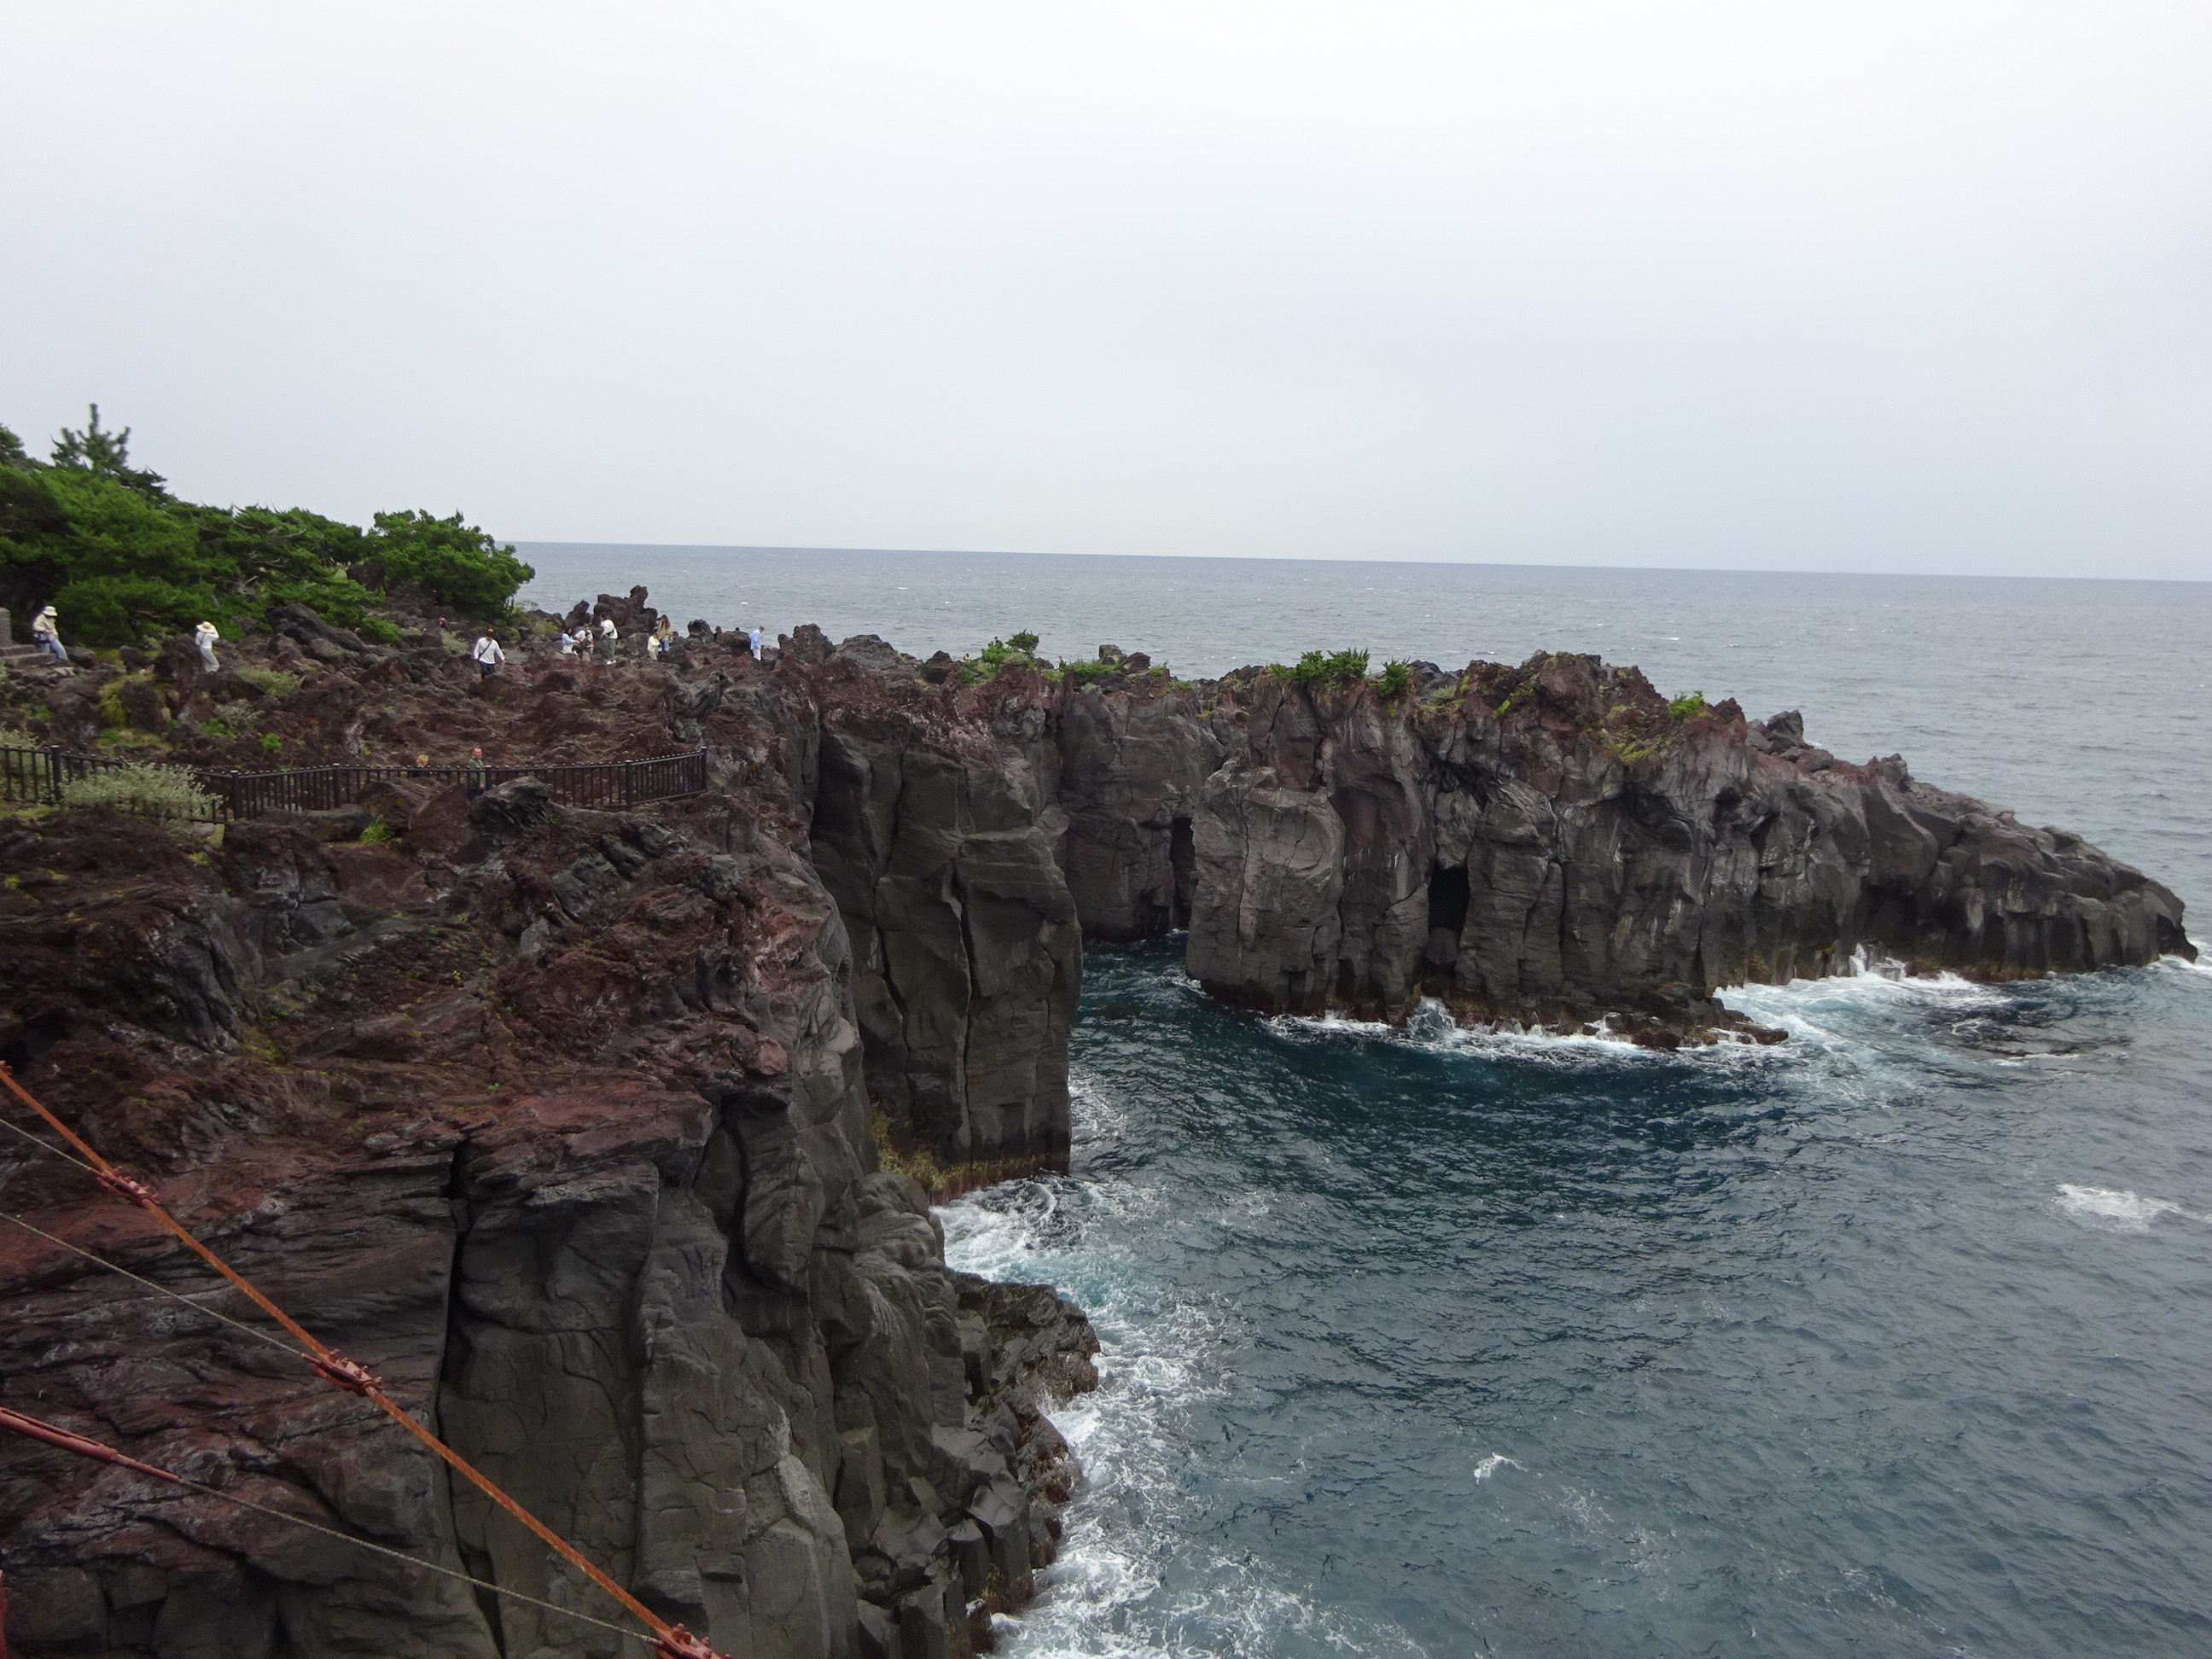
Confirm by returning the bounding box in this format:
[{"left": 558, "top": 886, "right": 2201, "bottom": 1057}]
[
  {"left": 945, "top": 948, "right": 2212, "bottom": 1658},
  {"left": 523, "top": 544, "right": 2211, "bottom": 1657}
]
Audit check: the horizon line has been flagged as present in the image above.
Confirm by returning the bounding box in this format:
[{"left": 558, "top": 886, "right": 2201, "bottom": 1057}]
[{"left": 506, "top": 539, "right": 2209, "bottom": 587}]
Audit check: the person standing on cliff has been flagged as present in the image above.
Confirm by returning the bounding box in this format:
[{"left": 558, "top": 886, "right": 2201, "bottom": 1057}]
[
  {"left": 748, "top": 624, "right": 765, "bottom": 659},
  {"left": 597, "top": 615, "right": 619, "bottom": 662},
  {"left": 193, "top": 620, "right": 221, "bottom": 672},
  {"left": 465, "top": 746, "right": 487, "bottom": 798},
  {"left": 472, "top": 629, "right": 506, "bottom": 680}
]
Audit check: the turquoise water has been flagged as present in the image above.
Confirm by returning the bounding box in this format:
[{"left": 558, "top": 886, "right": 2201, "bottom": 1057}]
[{"left": 523, "top": 544, "right": 2211, "bottom": 1656}]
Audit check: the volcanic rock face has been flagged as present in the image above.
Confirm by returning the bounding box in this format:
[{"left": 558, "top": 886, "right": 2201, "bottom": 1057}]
[
  {"left": 1054, "top": 690, "right": 1218, "bottom": 940},
  {"left": 0, "top": 632, "right": 1094, "bottom": 1659},
  {"left": 1048, "top": 652, "right": 2191, "bottom": 1035},
  {"left": 806, "top": 645, "right": 1080, "bottom": 1176},
  {"left": 1074, "top": 655, "right": 2194, "bottom": 1035}
]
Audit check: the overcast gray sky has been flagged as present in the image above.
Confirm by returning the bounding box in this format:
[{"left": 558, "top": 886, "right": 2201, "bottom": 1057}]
[{"left": 4, "top": 2, "right": 2207, "bottom": 577}]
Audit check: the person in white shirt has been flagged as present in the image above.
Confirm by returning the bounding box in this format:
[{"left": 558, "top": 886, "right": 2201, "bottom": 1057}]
[
  {"left": 30, "top": 604, "right": 67, "bottom": 664},
  {"left": 556, "top": 628, "right": 575, "bottom": 656},
  {"left": 748, "top": 625, "right": 765, "bottom": 658},
  {"left": 471, "top": 630, "right": 506, "bottom": 680},
  {"left": 597, "top": 616, "right": 619, "bottom": 662},
  {"left": 193, "top": 620, "right": 220, "bottom": 672}
]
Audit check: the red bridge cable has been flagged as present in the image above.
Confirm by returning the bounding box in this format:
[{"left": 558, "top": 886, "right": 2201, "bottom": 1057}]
[
  {"left": 0, "top": 1066, "right": 727, "bottom": 1659},
  {"left": 0, "top": 1404, "right": 649, "bottom": 1648}
]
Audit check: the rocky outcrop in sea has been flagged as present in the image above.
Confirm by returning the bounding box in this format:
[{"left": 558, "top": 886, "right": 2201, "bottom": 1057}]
[
  {"left": 1048, "top": 649, "right": 2190, "bottom": 1045},
  {"left": 0, "top": 603, "right": 2187, "bottom": 1658}
]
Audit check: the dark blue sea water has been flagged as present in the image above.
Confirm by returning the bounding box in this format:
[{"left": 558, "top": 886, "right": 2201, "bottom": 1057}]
[{"left": 526, "top": 544, "right": 2212, "bottom": 1657}]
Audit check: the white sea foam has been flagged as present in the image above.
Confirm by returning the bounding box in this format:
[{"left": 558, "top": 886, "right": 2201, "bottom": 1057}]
[
  {"left": 1260, "top": 998, "right": 1789, "bottom": 1074},
  {"left": 2053, "top": 1184, "right": 2205, "bottom": 1232},
  {"left": 1473, "top": 1453, "right": 1523, "bottom": 1481},
  {"left": 941, "top": 1173, "right": 1423, "bottom": 1659},
  {"left": 1259, "top": 945, "right": 2034, "bottom": 1074}
]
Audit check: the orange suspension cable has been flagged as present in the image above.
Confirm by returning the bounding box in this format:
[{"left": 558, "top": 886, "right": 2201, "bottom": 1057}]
[{"left": 0, "top": 1065, "right": 726, "bottom": 1659}]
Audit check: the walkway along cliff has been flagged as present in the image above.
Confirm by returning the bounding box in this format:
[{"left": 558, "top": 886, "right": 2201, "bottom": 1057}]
[{"left": 0, "top": 605, "right": 2189, "bottom": 1657}]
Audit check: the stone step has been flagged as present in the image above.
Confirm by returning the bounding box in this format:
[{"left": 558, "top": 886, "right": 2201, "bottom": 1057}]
[{"left": 0, "top": 643, "right": 67, "bottom": 675}]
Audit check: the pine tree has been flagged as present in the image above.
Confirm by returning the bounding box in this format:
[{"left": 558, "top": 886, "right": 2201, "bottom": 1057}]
[{"left": 49, "top": 405, "right": 168, "bottom": 499}]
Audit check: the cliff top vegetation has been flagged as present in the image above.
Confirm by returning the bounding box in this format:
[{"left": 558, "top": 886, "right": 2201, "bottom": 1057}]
[{"left": 0, "top": 407, "right": 533, "bottom": 648}]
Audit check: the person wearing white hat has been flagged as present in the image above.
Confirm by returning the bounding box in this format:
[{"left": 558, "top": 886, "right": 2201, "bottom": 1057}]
[
  {"left": 194, "top": 620, "right": 220, "bottom": 672},
  {"left": 30, "top": 605, "right": 67, "bottom": 664}
]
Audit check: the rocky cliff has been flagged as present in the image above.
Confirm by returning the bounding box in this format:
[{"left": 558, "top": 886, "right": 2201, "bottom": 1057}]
[
  {"left": 0, "top": 618, "right": 1094, "bottom": 1659},
  {"left": 0, "top": 608, "right": 2191, "bottom": 1657},
  {"left": 1039, "top": 649, "right": 2189, "bottom": 1041}
]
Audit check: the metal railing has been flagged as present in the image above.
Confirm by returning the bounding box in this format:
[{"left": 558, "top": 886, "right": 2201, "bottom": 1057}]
[{"left": 0, "top": 746, "right": 707, "bottom": 823}]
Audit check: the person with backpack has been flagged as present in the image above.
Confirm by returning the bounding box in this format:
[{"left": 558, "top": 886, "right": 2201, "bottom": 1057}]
[{"left": 472, "top": 629, "right": 506, "bottom": 680}]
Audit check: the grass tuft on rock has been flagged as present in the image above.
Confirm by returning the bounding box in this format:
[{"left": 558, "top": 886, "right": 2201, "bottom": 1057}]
[{"left": 59, "top": 762, "right": 218, "bottom": 825}]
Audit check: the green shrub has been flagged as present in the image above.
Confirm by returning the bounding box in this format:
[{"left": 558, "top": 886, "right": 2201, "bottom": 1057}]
[
  {"left": 260, "top": 732, "right": 283, "bottom": 752},
  {"left": 1282, "top": 648, "right": 1371, "bottom": 690},
  {"left": 364, "top": 510, "right": 533, "bottom": 615},
  {"left": 973, "top": 633, "right": 1049, "bottom": 677},
  {"left": 1060, "top": 658, "right": 1118, "bottom": 686},
  {"left": 358, "top": 818, "right": 398, "bottom": 844},
  {"left": 234, "top": 665, "right": 300, "bottom": 698},
  {"left": 358, "top": 615, "right": 402, "bottom": 646},
  {"left": 60, "top": 763, "right": 217, "bottom": 824},
  {"left": 1374, "top": 660, "right": 1413, "bottom": 701},
  {"left": 1668, "top": 691, "right": 1708, "bottom": 720},
  {"left": 3, "top": 462, "right": 376, "bottom": 646},
  {"left": 3, "top": 410, "right": 523, "bottom": 643}
]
